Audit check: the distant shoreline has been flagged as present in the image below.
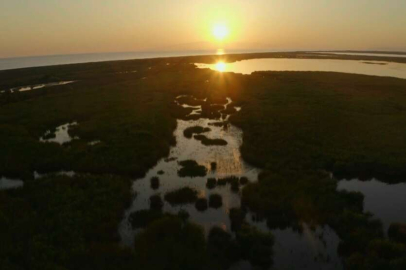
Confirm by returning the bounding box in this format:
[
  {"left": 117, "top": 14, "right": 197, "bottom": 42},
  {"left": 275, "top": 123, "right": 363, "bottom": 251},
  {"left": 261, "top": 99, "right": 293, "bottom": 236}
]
[
  {"left": 1, "top": 50, "right": 406, "bottom": 72},
  {"left": 0, "top": 50, "right": 406, "bottom": 72}
]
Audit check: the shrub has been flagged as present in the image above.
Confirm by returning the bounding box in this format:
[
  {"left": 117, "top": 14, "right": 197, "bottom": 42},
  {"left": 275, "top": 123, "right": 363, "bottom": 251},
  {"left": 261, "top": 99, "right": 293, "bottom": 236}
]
[
  {"left": 240, "top": 176, "right": 249, "bottom": 185},
  {"left": 229, "top": 208, "right": 246, "bottom": 231},
  {"left": 178, "top": 209, "right": 190, "bottom": 222},
  {"left": 206, "top": 178, "right": 217, "bottom": 189},
  {"left": 164, "top": 187, "right": 198, "bottom": 206},
  {"left": 195, "top": 198, "right": 208, "bottom": 212},
  {"left": 178, "top": 160, "right": 207, "bottom": 177},
  {"left": 183, "top": 126, "right": 211, "bottom": 139},
  {"left": 149, "top": 194, "right": 163, "bottom": 211},
  {"left": 209, "top": 194, "right": 223, "bottom": 209},
  {"left": 134, "top": 217, "right": 208, "bottom": 269},
  {"left": 388, "top": 223, "right": 406, "bottom": 244},
  {"left": 129, "top": 209, "right": 163, "bottom": 229},
  {"left": 194, "top": 135, "right": 228, "bottom": 146},
  {"left": 150, "top": 176, "right": 160, "bottom": 190}
]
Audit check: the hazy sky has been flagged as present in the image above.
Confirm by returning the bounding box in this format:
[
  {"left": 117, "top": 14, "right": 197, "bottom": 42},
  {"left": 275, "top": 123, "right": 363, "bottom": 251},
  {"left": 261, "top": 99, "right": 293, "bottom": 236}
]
[{"left": 1, "top": 0, "right": 406, "bottom": 58}]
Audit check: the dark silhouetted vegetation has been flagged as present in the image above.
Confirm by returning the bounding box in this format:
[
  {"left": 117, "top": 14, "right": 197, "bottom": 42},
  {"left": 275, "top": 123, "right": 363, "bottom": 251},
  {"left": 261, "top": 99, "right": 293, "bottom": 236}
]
[
  {"left": 129, "top": 209, "right": 165, "bottom": 229},
  {"left": 194, "top": 134, "right": 228, "bottom": 146},
  {"left": 195, "top": 198, "right": 208, "bottom": 212},
  {"left": 206, "top": 178, "right": 217, "bottom": 189},
  {"left": 229, "top": 207, "right": 247, "bottom": 231},
  {"left": 209, "top": 194, "right": 223, "bottom": 209},
  {"left": 2, "top": 52, "right": 406, "bottom": 269},
  {"left": 150, "top": 176, "right": 160, "bottom": 190},
  {"left": 240, "top": 176, "right": 249, "bottom": 185},
  {"left": 134, "top": 217, "right": 208, "bottom": 270},
  {"left": 388, "top": 223, "right": 406, "bottom": 244},
  {"left": 149, "top": 194, "right": 163, "bottom": 211},
  {"left": 178, "top": 209, "right": 190, "bottom": 222},
  {"left": 0, "top": 174, "right": 136, "bottom": 269},
  {"left": 177, "top": 160, "right": 207, "bottom": 177},
  {"left": 164, "top": 187, "right": 198, "bottom": 206},
  {"left": 183, "top": 126, "right": 211, "bottom": 139}
]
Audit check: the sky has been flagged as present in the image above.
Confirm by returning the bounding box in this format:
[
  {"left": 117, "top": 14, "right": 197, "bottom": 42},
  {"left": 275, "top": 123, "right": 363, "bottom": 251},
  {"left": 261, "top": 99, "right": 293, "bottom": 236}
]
[{"left": 1, "top": 0, "right": 406, "bottom": 58}]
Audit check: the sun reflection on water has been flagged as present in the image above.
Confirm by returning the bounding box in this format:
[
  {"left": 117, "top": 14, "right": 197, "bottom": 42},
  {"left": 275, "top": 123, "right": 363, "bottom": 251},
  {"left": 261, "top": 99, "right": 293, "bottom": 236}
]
[{"left": 215, "top": 62, "right": 226, "bottom": 72}]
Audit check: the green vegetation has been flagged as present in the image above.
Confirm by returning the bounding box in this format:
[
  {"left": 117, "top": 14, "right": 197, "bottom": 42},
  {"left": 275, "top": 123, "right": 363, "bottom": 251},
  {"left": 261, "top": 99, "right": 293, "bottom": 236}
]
[
  {"left": 209, "top": 194, "right": 223, "bottom": 209},
  {"left": 133, "top": 217, "right": 208, "bottom": 270},
  {"left": 178, "top": 209, "right": 190, "bottom": 221},
  {"left": 240, "top": 176, "right": 249, "bottom": 185},
  {"left": 229, "top": 207, "right": 247, "bottom": 231},
  {"left": 207, "top": 227, "right": 241, "bottom": 269},
  {"left": 388, "top": 223, "right": 406, "bottom": 244},
  {"left": 164, "top": 187, "right": 198, "bottom": 206},
  {"left": 183, "top": 126, "right": 211, "bottom": 139},
  {"left": 194, "top": 134, "right": 228, "bottom": 146},
  {"left": 0, "top": 60, "right": 179, "bottom": 180},
  {"left": 0, "top": 174, "right": 135, "bottom": 270},
  {"left": 210, "top": 162, "right": 217, "bottom": 171},
  {"left": 207, "top": 225, "right": 274, "bottom": 269},
  {"left": 149, "top": 194, "right": 163, "bottom": 211},
  {"left": 206, "top": 178, "right": 217, "bottom": 189},
  {"left": 236, "top": 224, "right": 274, "bottom": 269},
  {"left": 129, "top": 209, "right": 165, "bottom": 229},
  {"left": 2, "top": 52, "right": 406, "bottom": 269},
  {"left": 195, "top": 198, "right": 208, "bottom": 212},
  {"left": 150, "top": 176, "right": 159, "bottom": 190},
  {"left": 177, "top": 160, "right": 207, "bottom": 177}
]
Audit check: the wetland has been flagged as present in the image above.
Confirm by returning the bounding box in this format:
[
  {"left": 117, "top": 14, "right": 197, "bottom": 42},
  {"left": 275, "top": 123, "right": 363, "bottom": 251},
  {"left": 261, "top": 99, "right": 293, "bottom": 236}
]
[{"left": 1, "top": 51, "right": 406, "bottom": 269}]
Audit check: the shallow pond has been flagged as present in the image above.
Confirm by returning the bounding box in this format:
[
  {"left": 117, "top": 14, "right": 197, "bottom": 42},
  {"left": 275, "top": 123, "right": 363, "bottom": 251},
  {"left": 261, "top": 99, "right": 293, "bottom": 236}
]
[
  {"left": 338, "top": 179, "right": 406, "bottom": 232},
  {"left": 40, "top": 122, "right": 79, "bottom": 145},
  {"left": 119, "top": 95, "right": 343, "bottom": 269},
  {"left": 196, "top": 58, "right": 406, "bottom": 79},
  {"left": 0, "top": 81, "right": 75, "bottom": 93},
  {"left": 0, "top": 177, "right": 24, "bottom": 190}
]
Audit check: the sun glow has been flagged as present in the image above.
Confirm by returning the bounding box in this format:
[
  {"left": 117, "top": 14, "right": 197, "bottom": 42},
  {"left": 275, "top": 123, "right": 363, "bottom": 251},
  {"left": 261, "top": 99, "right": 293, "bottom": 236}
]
[
  {"left": 212, "top": 24, "right": 229, "bottom": 41},
  {"left": 215, "top": 62, "right": 226, "bottom": 72}
]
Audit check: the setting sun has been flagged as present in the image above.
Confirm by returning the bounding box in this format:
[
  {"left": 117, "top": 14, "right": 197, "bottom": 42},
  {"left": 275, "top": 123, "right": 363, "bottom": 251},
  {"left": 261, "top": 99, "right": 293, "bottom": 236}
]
[{"left": 212, "top": 24, "right": 229, "bottom": 41}]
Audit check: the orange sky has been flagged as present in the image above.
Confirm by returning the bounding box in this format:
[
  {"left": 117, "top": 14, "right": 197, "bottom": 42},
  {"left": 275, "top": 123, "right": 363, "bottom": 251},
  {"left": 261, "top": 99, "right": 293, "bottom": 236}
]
[{"left": 1, "top": 0, "right": 406, "bottom": 58}]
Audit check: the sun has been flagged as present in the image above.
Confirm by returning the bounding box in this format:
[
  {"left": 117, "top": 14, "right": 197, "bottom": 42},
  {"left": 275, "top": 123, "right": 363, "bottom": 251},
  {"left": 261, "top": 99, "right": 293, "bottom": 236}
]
[{"left": 212, "top": 24, "right": 229, "bottom": 41}]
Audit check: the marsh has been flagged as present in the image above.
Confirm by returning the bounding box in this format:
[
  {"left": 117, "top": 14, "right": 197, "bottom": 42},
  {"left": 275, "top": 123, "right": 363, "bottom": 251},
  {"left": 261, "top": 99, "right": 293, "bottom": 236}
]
[{"left": 1, "top": 51, "right": 406, "bottom": 270}]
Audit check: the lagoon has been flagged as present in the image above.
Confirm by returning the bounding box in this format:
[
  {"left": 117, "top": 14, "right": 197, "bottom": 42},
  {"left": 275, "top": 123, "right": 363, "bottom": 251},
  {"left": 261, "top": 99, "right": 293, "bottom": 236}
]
[{"left": 196, "top": 58, "right": 406, "bottom": 79}]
